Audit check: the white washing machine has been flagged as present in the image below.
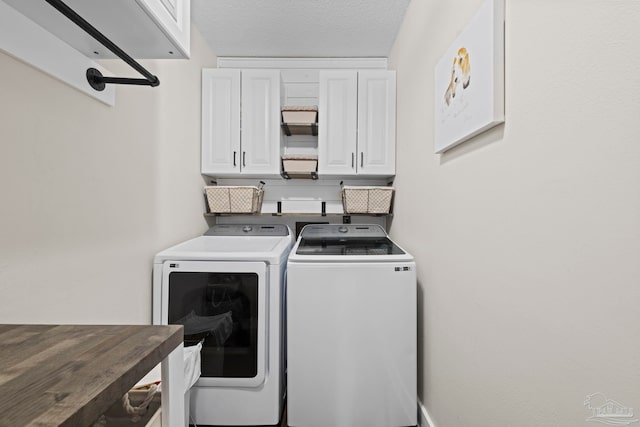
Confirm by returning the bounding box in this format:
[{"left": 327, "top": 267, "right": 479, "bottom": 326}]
[
  {"left": 152, "top": 224, "right": 293, "bottom": 426},
  {"left": 286, "top": 224, "right": 417, "bottom": 427}
]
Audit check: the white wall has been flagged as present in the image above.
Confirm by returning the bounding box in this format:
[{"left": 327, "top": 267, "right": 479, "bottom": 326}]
[
  {"left": 0, "top": 27, "right": 216, "bottom": 324},
  {"left": 388, "top": 0, "right": 640, "bottom": 426}
]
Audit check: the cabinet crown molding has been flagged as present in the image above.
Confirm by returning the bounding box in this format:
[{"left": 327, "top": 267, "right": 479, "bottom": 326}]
[{"left": 217, "top": 57, "right": 388, "bottom": 70}]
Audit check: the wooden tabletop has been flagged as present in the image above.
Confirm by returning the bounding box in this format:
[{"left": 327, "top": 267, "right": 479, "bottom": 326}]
[{"left": 0, "top": 324, "right": 183, "bottom": 427}]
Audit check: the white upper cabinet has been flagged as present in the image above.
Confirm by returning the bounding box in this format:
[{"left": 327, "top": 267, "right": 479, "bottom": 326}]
[
  {"left": 318, "top": 70, "right": 396, "bottom": 177},
  {"left": 241, "top": 70, "right": 282, "bottom": 175},
  {"left": 201, "top": 69, "right": 282, "bottom": 177},
  {"left": 202, "top": 69, "right": 241, "bottom": 175},
  {"left": 2, "top": 0, "right": 190, "bottom": 58},
  {"left": 357, "top": 70, "right": 396, "bottom": 176},
  {"left": 202, "top": 64, "right": 393, "bottom": 180},
  {"left": 318, "top": 70, "right": 358, "bottom": 175}
]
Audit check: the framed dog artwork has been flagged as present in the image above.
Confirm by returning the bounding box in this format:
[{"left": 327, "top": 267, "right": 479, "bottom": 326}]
[{"left": 434, "top": 0, "right": 505, "bottom": 153}]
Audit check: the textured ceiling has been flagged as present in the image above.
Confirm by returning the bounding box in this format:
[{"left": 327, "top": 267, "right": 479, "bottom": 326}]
[{"left": 192, "top": 0, "right": 411, "bottom": 58}]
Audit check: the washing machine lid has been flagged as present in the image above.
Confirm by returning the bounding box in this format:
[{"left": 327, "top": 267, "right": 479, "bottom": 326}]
[
  {"left": 289, "top": 224, "right": 413, "bottom": 262},
  {"left": 295, "top": 237, "right": 405, "bottom": 256},
  {"left": 154, "top": 225, "right": 293, "bottom": 264}
]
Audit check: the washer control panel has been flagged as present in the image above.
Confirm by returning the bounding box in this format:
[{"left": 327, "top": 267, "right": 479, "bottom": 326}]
[
  {"left": 300, "top": 224, "right": 387, "bottom": 239},
  {"left": 204, "top": 224, "right": 289, "bottom": 236}
]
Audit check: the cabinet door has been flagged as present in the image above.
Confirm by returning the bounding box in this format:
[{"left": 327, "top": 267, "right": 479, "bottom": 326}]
[
  {"left": 201, "top": 69, "right": 241, "bottom": 175},
  {"left": 241, "top": 70, "right": 282, "bottom": 175},
  {"left": 357, "top": 70, "right": 396, "bottom": 176},
  {"left": 318, "top": 70, "right": 358, "bottom": 175}
]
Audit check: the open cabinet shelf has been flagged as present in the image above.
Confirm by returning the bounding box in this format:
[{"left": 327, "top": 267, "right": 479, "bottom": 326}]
[
  {"left": 204, "top": 212, "right": 392, "bottom": 217},
  {"left": 281, "top": 171, "right": 318, "bottom": 180},
  {"left": 281, "top": 122, "right": 318, "bottom": 136}
]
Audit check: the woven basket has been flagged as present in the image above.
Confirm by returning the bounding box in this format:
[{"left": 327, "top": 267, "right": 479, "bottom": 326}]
[
  {"left": 281, "top": 106, "right": 318, "bottom": 124},
  {"left": 282, "top": 155, "right": 318, "bottom": 174},
  {"left": 205, "top": 186, "right": 264, "bottom": 214},
  {"left": 341, "top": 186, "right": 394, "bottom": 214}
]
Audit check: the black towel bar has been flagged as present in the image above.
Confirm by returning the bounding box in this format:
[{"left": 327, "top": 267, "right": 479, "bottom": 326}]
[{"left": 45, "top": 0, "right": 160, "bottom": 91}]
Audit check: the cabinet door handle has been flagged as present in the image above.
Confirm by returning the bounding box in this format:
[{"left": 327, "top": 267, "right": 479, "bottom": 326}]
[
  {"left": 360, "top": 152, "right": 364, "bottom": 168},
  {"left": 233, "top": 151, "right": 237, "bottom": 167},
  {"left": 243, "top": 151, "right": 246, "bottom": 167},
  {"left": 351, "top": 153, "right": 355, "bottom": 168}
]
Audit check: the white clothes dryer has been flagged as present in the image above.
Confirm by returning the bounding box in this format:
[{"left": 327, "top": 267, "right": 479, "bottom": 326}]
[
  {"left": 286, "top": 224, "right": 417, "bottom": 427},
  {"left": 153, "top": 224, "right": 293, "bottom": 426}
]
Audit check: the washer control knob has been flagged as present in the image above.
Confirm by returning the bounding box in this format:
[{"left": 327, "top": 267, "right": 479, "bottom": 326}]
[
  {"left": 242, "top": 226, "right": 253, "bottom": 233},
  {"left": 338, "top": 226, "right": 348, "bottom": 233}
]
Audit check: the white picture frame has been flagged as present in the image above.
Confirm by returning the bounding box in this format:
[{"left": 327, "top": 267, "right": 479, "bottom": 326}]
[{"left": 434, "top": 0, "right": 505, "bottom": 153}]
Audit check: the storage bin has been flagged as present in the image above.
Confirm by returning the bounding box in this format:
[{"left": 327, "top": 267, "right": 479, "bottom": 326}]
[
  {"left": 341, "top": 186, "right": 394, "bottom": 214},
  {"left": 205, "top": 184, "right": 264, "bottom": 214},
  {"left": 99, "top": 389, "right": 161, "bottom": 427},
  {"left": 98, "top": 342, "right": 202, "bottom": 427},
  {"left": 282, "top": 154, "right": 318, "bottom": 178},
  {"left": 281, "top": 106, "right": 318, "bottom": 136},
  {"left": 281, "top": 106, "right": 317, "bottom": 124}
]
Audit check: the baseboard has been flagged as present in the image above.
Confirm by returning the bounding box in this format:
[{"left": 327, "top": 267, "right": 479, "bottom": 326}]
[{"left": 418, "top": 400, "right": 436, "bottom": 427}]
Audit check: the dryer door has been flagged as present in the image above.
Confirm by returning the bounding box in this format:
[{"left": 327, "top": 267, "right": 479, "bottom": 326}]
[{"left": 161, "top": 260, "right": 268, "bottom": 387}]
